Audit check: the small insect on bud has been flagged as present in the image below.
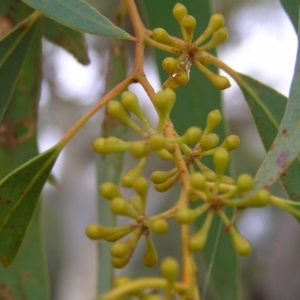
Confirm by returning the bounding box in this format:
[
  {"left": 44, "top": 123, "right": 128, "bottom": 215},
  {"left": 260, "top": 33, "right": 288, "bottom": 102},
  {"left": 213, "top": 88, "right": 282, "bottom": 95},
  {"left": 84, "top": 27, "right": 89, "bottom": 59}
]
[
  {"left": 152, "top": 28, "right": 173, "bottom": 45},
  {"left": 173, "top": 3, "right": 188, "bottom": 24},
  {"left": 160, "top": 257, "right": 179, "bottom": 285},
  {"left": 99, "top": 182, "right": 122, "bottom": 200}
]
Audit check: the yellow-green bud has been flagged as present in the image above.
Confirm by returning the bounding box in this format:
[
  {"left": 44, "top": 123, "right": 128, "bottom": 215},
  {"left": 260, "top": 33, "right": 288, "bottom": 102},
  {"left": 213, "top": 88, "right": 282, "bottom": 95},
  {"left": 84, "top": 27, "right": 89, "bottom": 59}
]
[
  {"left": 205, "top": 109, "right": 222, "bottom": 134},
  {"left": 162, "top": 57, "right": 179, "bottom": 74},
  {"left": 148, "top": 134, "right": 166, "bottom": 150},
  {"left": 143, "top": 235, "right": 158, "bottom": 267},
  {"left": 121, "top": 91, "right": 142, "bottom": 117},
  {"left": 213, "top": 148, "right": 229, "bottom": 175},
  {"left": 129, "top": 195, "right": 144, "bottom": 214},
  {"left": 107, "top": 101, "right": 130, "bottom": 123},
  {"left": 156, "top": 148, "right": 174, "bottom": 160},
  {"left": 163, "top": 78, "right": 179, "bottom": 90},
  {"left": 92, "top": 137, "right": 129, "bottom": 154},
  {"left": 133, "top": 176, "right": 148, "bottom": 199},
  {"left": 181, "top": 15, "right": 196, "bottom": 35},
  {"left": 236, "top": 174, "right": 254, "bottom": 193},
  {"left": 152, "top": 28, "right": 173, "bottom": 45},
  {"left": 221, "top": 135, "right": 240, "bottom": 151},
  {"left": 113, "top": 276, "right": 131, "bottom": 287},
  {"left": 99, "top": 182, "right": 122, "bottom": 200},
  {"left": 110, "top": 197, "right": 140, "bottom": 219},
  {"left": 151, "top": 170, "right": 175, "bottom": 184},
  {"left": 190, "top": 172, "right": 207, "bottom": 190},
  {"left": 243, "top": 190, "right": 270, "bottom": 207},
  {"left": 160, "top": 257, "right": 179, "bottom": 285},
  {"left": 111, "top": 242, "right": 130, "bottom": 258},
  {"left": 129, "top": 141, "right": 147, "bottom": 158},
  {"left": 209, "top": 73, "right": 231, "bottom": 90},
  {"left": 150, "top": 219, "right": 169, "bottom": 235},
  {"left": 184, "top": 126, "right": 202, "bottom": 144},
  {"left": 208, "top": 14, "right": 225, "bottom": 34},
  {"left": 112, "top": 256, "right": 129, "bottom": 268},
  {"left": 154, "top": 174, "right": 179, "bottom": 192},
  {"left": 173, "top": 3, "right": 188, "bottom": 23},
  {"left": 175, "top": 207, "right": 195, "bottom": 224},
  {"left": 200, "top": 133, "right": 219, "bottom": 151},
  {"left": 85, "top": 223, "right": 107, "bottom": 240},
  {"left": 104, "top": 226, "right": 134, "bottom": 242},
  {"left": 229, "top": 229, "right": 252, "bottom": 256},
  {"left": 202, "top": 170, "right": 216, "bottom": 182},
  {"left": 172, "top": 71, "right": 189, "bottom": 86},
  {"left": 153, "top": 88, "right": 176, "bottom": 115}
]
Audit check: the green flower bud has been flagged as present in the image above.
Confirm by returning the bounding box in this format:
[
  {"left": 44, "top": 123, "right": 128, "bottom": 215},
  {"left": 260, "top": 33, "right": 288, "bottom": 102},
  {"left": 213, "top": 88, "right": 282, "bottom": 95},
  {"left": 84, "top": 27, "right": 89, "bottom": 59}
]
[
  {"left": 201, "top": 28, "right": 228, "bottom": 51},
  {"left": 129, "top": 141, "right": 147, "bottom": 158},
  {"left": 113, "top": 276, "right": 131, "bottom": 287},
  {"left": 112, "top": 255, "right": 129, "bottom": 269},
  {"left": 175, "top": 207, "right": 195, "bottom": 224},
  {"left": 133, "top": 176, "right": 148, "bottom": 200},
  {"left": 92, "top": 137, "right": 129, "bottom": 154},
  {"left": 152, "top": 28, "right": 173, "bottom": 45},
  {"left": 229, "top": 228, "right": 252, "bottom": 256},
  {"left": 143, "top": 235, "right": 158, "bottom": 267},
  {"left": 121, "top": 158, "right": 147, "bottom": 188},
  {"left": 162, "top": 57, "right": 179, "bottom": 74},
  {"left": 184, "top": 126, "right": 202, "bottom": 144},
  {"left": 181, "top": 15, "right": 196, "bottom": 35},
  {"left": 200, "top": 133, "right": 219, "bottom": 151},
  {"left": 172, "top": 71, "right": 189, "bottom": 86},
  {"left": 205, "top": 109, "right": 222, "bottom": 134},
  {"left": 99, "top": 182, "right": 122, "bottom": 200},
  {"left": 160, "top": 257, "right": 179, "bottom": 285},
  {"left": 104, "top": 226, "right": 134, "bottom": 242},
  {"left": 221, "top": 135, "right": 240, "bottom": 151},
  {"left": 151, "top": 168, "right": 177, "bottom": 184},
  {"left": 153, "top": 88, "right": 176, "bottom": 115},
  {"left": 111, "top": 242, "right": 130, "bottom": 258},
  {"left": 236, "top": 174, "right": 254, "bottom": 193},
  {"left": 213, "top": 148, "right": 229, "bottom": 176},
  {"left": 110, "top": 197, "right": 140, "bottom": 219},
  {"left": 190, "top": 172, "right": 207, "bottom": 190},
  {"left": 150, "top": 218, "right": 169, "bottom": 235},
  {"left": 163, "top": 78, "right": 179, "bottom": 91},
  {"left": 148, "top": 134, "right": 166, "bottom": 150},
  {"left": 156, "top": 148, "right": 174, "bottom": 160},
  {"left": 129, "top": 195, "right": 144, "bottom": 214},
  {"left": 173, "top": 3, "right": 188, "bottom": 23},
  {"left": 154, "top": 173, "right": 179, "bottom": 192},
  {"left": 85, "top": 223, "right": 107, "bottom": 240}
]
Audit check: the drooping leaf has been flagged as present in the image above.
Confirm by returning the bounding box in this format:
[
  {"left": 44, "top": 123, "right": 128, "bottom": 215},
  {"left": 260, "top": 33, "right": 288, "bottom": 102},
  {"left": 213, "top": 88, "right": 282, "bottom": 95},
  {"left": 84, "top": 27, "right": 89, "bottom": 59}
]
[
  {"left": 43, "top": 16, "right": 90, "bottom": 65},
  {"left": 0, "top": 145, "right": 60, "bottom": 267},
  {"left": 97, "top": 39, "right": 128, "bottom": 295},
  {"left": 0, "top": 21, "right": 50, "bottom": 299},
  {"left": 142, "top": 1, "right": 240, "bottom": 299},
  {"left": 252, "top": 20, "right": 300, "bottom": 192},
  {"left": 279, "top": 0, "right": 299, "bottom": 32},
  {"left": 236, "top": 73, "right": 300, "bottom": 201},
  {"left": 0, "top": 17, "right": 41, "bottom": 122},
  {"left": 0, "top": 0, "right": 34, "bottom": 39},
  {"left": 21, "top": 0, "right": 134, "bottom": 40}
]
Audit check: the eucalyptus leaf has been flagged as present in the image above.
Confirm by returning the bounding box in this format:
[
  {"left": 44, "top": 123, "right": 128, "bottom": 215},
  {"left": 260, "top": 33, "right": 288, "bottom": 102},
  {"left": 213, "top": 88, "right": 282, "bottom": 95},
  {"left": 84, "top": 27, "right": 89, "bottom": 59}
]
[
  {"left": 237, "top": 73, "right": 300, "bottom": 201},
  {"left": 0, "top": 18, "right": 41, "bottom": 122},
  {"left": 252, "top": 20, "right": 300, "bottom": 192},
  {"left": 0, "top": 145, "right": 60, "bottom": 267},
  {"left": 22, "top": 0, "right": 134, "bottom": 40},
  {"left": 279, "top": 0, "right": 299, "bottom": 32}
]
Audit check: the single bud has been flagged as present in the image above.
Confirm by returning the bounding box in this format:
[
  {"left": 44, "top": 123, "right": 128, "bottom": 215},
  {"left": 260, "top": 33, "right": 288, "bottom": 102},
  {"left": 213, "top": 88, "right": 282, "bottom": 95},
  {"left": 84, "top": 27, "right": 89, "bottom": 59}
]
[
  {"left": 213, "top": 148, "right": 229, "bottom": 176},
  {"left": 173, "top": 3, "right": 188, "bottom": 24},
  {"left": 205, "top": 109, "right": 222, "bottom": 134},
  {"left": 153, "top": 88, "right": 176, "bottom": 115},
  {"left": 92, "top": 137, "right": 129, "bottom": 154},
  {"left": 154, "top": 174, "right": 179, "bottom": 192},
  {"left": 172, "top": 71, "right": 189, "bottom": 86},
  {"left": 184, "top": 126, "right": 202, "bottom": 144},
  {"left": 221, "top": 135, "right": 240, "bottom": 151},
  {"left": 85, "top": 223, "right": 107, "bottom": 240},
  {"left": 202, "top": 170, "right": 216, "bottom": 182},
  {"left": 148, "top": 134, "right": 166, "bottom": 150},
  {"left": 110, "top": 197, "right": 140, "bottom": 219},
  {"left": 209, "top": 73, "right": 231, "bottom": 90},
  {"left": 163, "top": 78, "right": 179, "bottom": 91},
  {"left": 190, "top": 172, "right": 207, "bottom": 190},
  {"left": 133, "top": 176, "right": 148, "bottom": 199},
  {"left": 229, "top": 228, "right": 252, "bottom": 256},
  {"left": 175, "top": 207, "right": 195, "bottom": 224},
  {"left": 160, "top": 257, "right": 179, "bottom": 285},
  {"left": 156, "top": 148, "right": 174, "bottom": 160},
  {"left": 241, "top": 190, "right": 270, "bottom": 207},
  {"left": 200, "top": 133, "right": 219, "bottom": 151},
  {"left": 181, "top": 15, "right": 196, "bottom": 34},
  {"left": 99, "top": 182, "right": 122, "bottom": 200},
  {"left": 104, "top": 226, "right": 134, "bottom": 242},
  {"left": 122, "top": 158, "right": 147, "bottom": 187},
  {"left": 129, "top": 141, "right": 147, "bottom": 158},
  {"left": 129, "top": 195, "right": 144, "bottom": 214},
  {"left": 149, "top": 219, "right": 169, "bottom": 235},
  {"left": 111, "top": 242, "right": 130, "bottom": 258},
  {"left": 112, "top": 255, "right": 130, "bottom": 269},
  {"left": 143, "top": 235, "right": 158, "bottom": 267},
  {"left": 197, "top": 53, "right": 212, "bottom": 66},
  {"left": 236, "top": 174, "right": 254, "bottom": 193},
  {"left": 152, "top": 28, "right": 173, "bottom": 45},
  {"left": 162, "top": 57, "right": 179, "bottom": 74},
  {"left": 121, "top": 91, "right": 144, "bottom": 119},
  {"left": 151, "top": 168, "right": 177, "bottom": 184}
]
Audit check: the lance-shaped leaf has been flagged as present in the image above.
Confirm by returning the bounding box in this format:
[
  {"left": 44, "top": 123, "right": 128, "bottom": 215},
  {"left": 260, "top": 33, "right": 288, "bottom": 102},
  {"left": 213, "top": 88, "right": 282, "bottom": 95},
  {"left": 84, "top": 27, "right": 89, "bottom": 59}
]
[
  {"left": 279, "top": 0, "right": 299, "bottom": 32},
  {"left": 252, "top": 19, "right": 300, "bottom": 192},
  {"left": 0, "top": 17, "right": 41, "bottom": 122},
  {"left": 236, "top": 73, "right": 300, "bottom": 201},
  {"left": 0, "top": 145, "right": 60, "bottom": 267},
  {"left": 0, "top": 0, "right": 34, "bottom": 39},
  {"left": 143, "top": 1, "right": 240, "bottom": 299},
  {"left": 271, "top": 196, "right": 300, "bottom": 223},
  {"left": 43, "top": 17, "right": 90, "bottom": 65},
  {"left": 21, "top": 0, "right": 133, "bottom": 40}
]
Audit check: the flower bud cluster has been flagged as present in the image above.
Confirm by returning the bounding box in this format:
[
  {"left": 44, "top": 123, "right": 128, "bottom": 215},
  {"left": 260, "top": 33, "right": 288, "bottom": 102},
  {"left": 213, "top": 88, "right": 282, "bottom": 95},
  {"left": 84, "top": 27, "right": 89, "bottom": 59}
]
[
  {"left": 86, "top": 179, "right": 170, "bottom": 268},
  {"left": 151, "top": 3, "right": 230, "bottom": 90}
]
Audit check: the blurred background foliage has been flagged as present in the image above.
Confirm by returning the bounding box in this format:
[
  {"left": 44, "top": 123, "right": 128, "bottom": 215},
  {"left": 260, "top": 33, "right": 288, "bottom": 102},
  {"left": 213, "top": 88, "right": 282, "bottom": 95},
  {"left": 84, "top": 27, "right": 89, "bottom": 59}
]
[{"left": 38, "top": 0, "right": 298, "bottom": 299}]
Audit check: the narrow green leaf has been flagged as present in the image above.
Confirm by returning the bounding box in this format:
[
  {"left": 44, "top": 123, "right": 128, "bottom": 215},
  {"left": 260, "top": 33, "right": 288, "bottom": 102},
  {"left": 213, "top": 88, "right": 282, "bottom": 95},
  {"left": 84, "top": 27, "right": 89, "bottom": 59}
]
[
  {"left": 252, "top": 20, "right": 300, "bottom": 192},
  {"left": 0, "top": 145, "right": 60, "bottom": 267},
  {"left": 271, "top": 196, "right": 300, "bottom": 223},
  {"left": 0, "top": 0, "right": 34, "bottom": 39},
  {"left": 97, "top": 39, "right": 128, "bottom": 295},
  {"left": 279, "top": 0, "right": 299, "bottom": 32},
  {"left": 142, "top": 1, "right": 240, "bottom": 299},
  {"left": 0, "top": 21, "right": 50, "bottom": 299},
  {"left": 236, "top": 73, "right": 300, "bottom": 201},
  {"left": 0, "top": 17, "right": 41, "bottom": 122},
  {"left": 21, "top": 0, "right": 134, "bottom": 40},
  {"left": 43, "top": 17, "right": 90, "bottom": 65}
]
